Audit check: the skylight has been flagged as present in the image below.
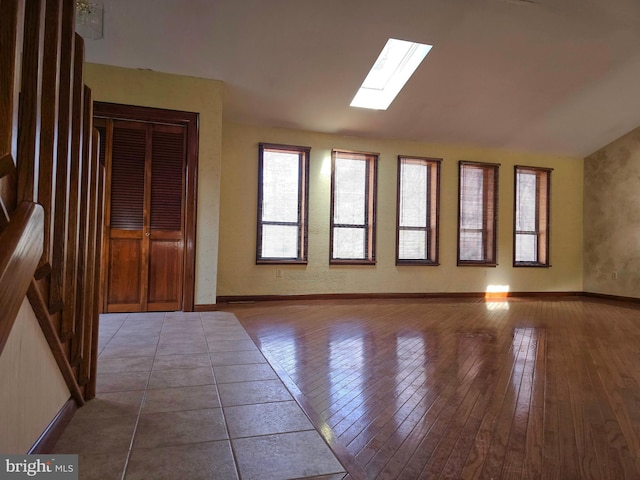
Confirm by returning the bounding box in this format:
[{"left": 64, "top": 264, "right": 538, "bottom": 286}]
[{"left": 350, "top": 38, "right": 432, "bottom": 110}]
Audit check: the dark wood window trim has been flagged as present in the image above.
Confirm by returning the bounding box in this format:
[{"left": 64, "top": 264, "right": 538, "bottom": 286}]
[
  {"left": 396, "top": 156, "right": 441, "bottom": 266},
  {"left": 330, "top": 149, "right": 378, "bottom": 265},
  {"left": 457, "top": 160, "right": 500, "bottom": 266},
  {"left": 256, "top": 143, "right": 310, "bottom": 264},
  {"left": 93, "top": 102, "right": 199, "bottom": 311},
  {"left": 513, "top": 165, "right": 552, "bottom": 268}
]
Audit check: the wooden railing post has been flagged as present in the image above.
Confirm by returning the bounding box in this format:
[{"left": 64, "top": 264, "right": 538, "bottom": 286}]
[
  {"left": 37, "top": 0, "right": 63, "bottom": 274},
  {"left": 17, "top": 0, "right": 46, "bottom": 204},
  {"left": 49, "top": 0, "right": 76, "bottom": 313},
  {"left": 0, "top": 0, "right": 24, "bottom": 227},
  {"left": 71, "top": 85, "right": 93, "bottom": 365},
  {"left": 60, "top": 33, "right": 85, "bottom": 342}
]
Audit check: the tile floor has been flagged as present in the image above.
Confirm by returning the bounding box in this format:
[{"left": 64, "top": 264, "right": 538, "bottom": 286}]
[{"left": 53, "top": 311, "right": 347, "bottom": 480}]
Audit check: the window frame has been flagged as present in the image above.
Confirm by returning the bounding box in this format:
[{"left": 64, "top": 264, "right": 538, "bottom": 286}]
[
  {"left": 457, "top": 160, "right": 500, "bottom": 266},
  {"left": 513, "top": 165, "right": 552, "bottom": 267},
  {"left": 330, "top": 149, "right": 378, "bottom": 265},
  {"left": 256, "top": 143, "right": 310, "bottom": 264},
  {"left": 396, "top": 155, "right": 442, "bottom": 266}
]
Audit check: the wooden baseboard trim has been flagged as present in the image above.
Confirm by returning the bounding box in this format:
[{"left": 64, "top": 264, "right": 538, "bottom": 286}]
[
  {"left": 582, "top": 291, "right": 640, "bottom": 305},
  {"left": 209, "top": 291, "right": 582, "bottom": 306},
  {"left": 194, "top": 303, "right": 225, "bottom": 312},
  {"left": 28, "top": 398, "right": 77, "bottom": 454}
]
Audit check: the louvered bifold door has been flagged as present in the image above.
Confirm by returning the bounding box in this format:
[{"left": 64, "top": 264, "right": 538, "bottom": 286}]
[
  {"left": 103, "top": 120, "right": 186, "bottom": 312},
  {"left": 147, "top": 124, "right": 186, "bottom": 311},
  {"left": 105, "top": 120, "right": 147, "bottom": 312}
]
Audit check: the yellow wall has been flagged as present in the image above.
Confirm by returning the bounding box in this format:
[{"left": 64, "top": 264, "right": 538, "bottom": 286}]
[
  {"left": 0, "top": 300, "right": 70, "bottom": 453},
  {"left": 80, "top": 64, "right": 583, "bottom": 301},
  {"left": 219, "top": 123, "right": 583, "bottom": 297},
  {"left": 83, "top": 63, "right": 223, "bottom": 304}
]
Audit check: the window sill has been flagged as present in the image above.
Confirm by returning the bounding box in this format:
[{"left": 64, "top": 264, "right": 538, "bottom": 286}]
[
  {"left": 256, "top": 259, "right": 308, "bottom": 265},
  {"left": 330, "top": 259, "right": 376, "bottom": 266},
  {"left": 457, "top": 261, "right": 498, "bottom": 267},
  {"left": 513, "top": 262, "right": 551, "bottom": 268},
  {"left": 396, "top": 260, "right": 439, "bottom": 266}
]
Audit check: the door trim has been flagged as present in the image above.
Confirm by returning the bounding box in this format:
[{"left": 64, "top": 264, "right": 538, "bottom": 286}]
[{"left": 94, "top": 102, "right": 199, "bottom": 312}]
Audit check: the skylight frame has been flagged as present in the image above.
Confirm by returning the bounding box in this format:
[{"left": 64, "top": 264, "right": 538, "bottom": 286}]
[{"left": 350, "top": 38, "right": 432, "bottom": 111}]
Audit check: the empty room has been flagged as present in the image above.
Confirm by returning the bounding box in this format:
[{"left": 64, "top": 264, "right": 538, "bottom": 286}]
[{"left": 2, "top": 0, "right": 640, "bottom": 479}]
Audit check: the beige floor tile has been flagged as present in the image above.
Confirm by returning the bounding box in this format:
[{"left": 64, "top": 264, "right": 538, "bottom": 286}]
[
  {"left": 75, "top": 391, "right": 144, "bottom": 419},
  {"left": 200, "top": 311, "right": 239, "bottom": 322},
  {"left": 96, "top": 371, "right": 150, "bottom": 393},
  {"left": 204, "top": 329, "right": 251, "bottom": 341},
  {"left": 202, "top": 325, "right": 247, "bottom": 335},
  {"left": 152, "top": 353, "right": 211, "bottom": 370},
  {"left": 100, "top": 344, "right": 158, "bottom": 358},
  {"left": 156, "top": 341, "right": 209, "bottom": 356},
  {"left": 117, "top": 323, "right": 164, "bottom": 334},
  {"left": 125, "top": 313, "right": 166, "bottom": 321},
  {"left": 232, "top": 431, "right": 345, "bottom": 480},
  {"left": 125, "top": 441, "right": 238, "bottom": 480},
  {"left": 162, "top": 317, "right": 202, "bottom": 326},
  {"left": 133, "top": 408, "right": 227, "bottom": 449},
  {"left": 213, "top": 363, "right": 277, "bottom": 383},
  {"left": 158, "top": 335, "right": 207, "bottom": 347},
  {"left": 54, "top": 415, "right": 137, "bottom": 454},
  {"left": 141, "top": 385, "right": 221, "bottom": 413},
  {"left": 78, "top": 452, "right": 129, "bottom": 480},
  {"left": 207, "top": 339, "right": 258, "bottom": 353},
  {"left": 97, "top": 356, "right": 155, "bottom": 373},
  {"left": 106, "top": 335, "right": 160, "bottom": 347},
  {"left": 210, "top": 350, "right": 267, "bottom": 366},
  {"left": 224, "top": 401, "right": 314, "bottom": 438},
  {"left": 291, "top": 475, "right": 348, "bottom": 480},
  {"left": 148, "top": 366, "right": 215, "bottom": 389},
  {"left": 217, "top": 379, "right": 292, "bottom": 406}
]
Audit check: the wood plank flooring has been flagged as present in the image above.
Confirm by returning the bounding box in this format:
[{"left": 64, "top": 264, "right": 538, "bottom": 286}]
[{"left": 225, "top": 297, "right": 640, "bottom": 479}]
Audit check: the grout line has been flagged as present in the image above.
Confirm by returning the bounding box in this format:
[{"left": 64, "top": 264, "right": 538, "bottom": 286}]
[
  {"left": 118, "top": 312, "right": 165, "bottom": 480},
  {"left": 202, "top": 312, "right": 242, "bottom": 480}
]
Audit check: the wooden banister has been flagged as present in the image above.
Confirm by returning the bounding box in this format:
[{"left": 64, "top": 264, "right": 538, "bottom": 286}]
[
  {"left": 26, "top": 279, "right": 85, "bottom": 406},
  {"left": 0, "top": 201, "right": 44, "bottom": 354},
  {"left": 1, "top": 0, "right": 103, "bottom": 415},
  {"left": 0, "top": 153, "right": 15, "bottom": 179}
]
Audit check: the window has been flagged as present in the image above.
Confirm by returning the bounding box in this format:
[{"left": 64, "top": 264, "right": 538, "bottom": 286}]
[
  {"left": 257, "top": 143, "right": 310, "bottom": 263},
  {"left": 458, "top": 161, "right": 500, "bottom": 266},
  {"left": 514, "top": 166, "right": 551, "bottom": 266},
  {"left": 330, "top": 150, "right": 378, "bottom": 264},
  {"left": 396, "top": 156, "right": 441, "bottom": 265},
  {"left": 350, "top": 38, "right": 433, "bottom": 110}
]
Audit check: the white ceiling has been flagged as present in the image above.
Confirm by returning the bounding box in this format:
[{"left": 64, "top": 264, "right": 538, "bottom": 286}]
[{"left": 84, "top": 0, "right": 640, "bottom": 157}]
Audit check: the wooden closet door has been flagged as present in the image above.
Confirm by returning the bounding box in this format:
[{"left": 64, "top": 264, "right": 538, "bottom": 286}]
[
  {"left": 101, "top": 119, "right": 186, "bottom": 312},
  {"left": 146, "top": 124, "right": 185, "bottom": 311},
  {"left": 106, "top": 120, "right": 146, "bottom": 311}
]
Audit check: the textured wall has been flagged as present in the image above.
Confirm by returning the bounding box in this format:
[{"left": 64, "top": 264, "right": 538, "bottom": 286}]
[
  {"left": 218, "top": 123, "right": 584, "bottom": 298},
  {"left": 584, "top": 127, "right": 640, "bottom": 297},
  {"left": 0, "top": 300, "right": 70, "bottom": 453},
  {"left": 83, "top": 63, "right": 223, "bottom": 304}
]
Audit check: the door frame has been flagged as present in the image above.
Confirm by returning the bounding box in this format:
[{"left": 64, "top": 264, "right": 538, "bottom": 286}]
[{"left": 95, "top": 102, "right": 199, "bottom": 312}]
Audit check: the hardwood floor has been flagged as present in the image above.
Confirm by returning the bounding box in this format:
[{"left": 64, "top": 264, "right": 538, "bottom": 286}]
[{"left": 225, "top": 297, "right": 640, "bottom": 479}]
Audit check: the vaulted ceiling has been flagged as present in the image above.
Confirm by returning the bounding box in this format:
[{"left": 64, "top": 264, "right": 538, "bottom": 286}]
[{"left": 84, "top": 0, "right": 640, "bottom": 157}]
